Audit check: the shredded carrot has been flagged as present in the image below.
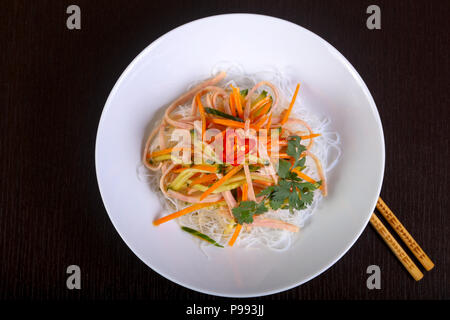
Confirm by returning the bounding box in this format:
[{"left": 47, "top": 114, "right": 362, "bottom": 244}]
[
  {"left": 228, "top": 224, "right": 242, "bottom": 246},
  {"left": 199, "top": 165, "right": 243, "bottom": 200},
  {"left": 173, "top": 164, "right": 218, "bottom": 173},
  {"left": 291, "top": 168, "right": 317, "bottom": 184},
  {"left": 148, "top": 147, "right": 188, "bottom": 159},
  {"left": 196, "top": 94, "right": 206, "bottom": 141},
  {"left": 229, "top": 93, "right": 237, "bottom": 117},
  {"left": 281, "top": 83, "right": 300, "bottom": 125},
  {"left": 266, "top": 113, "right": 273, "bottom": 129},
  {"left": 299, "top": 133, "right": 321, "bottom": 140},
  {"left": 252, "top": 101, "right": 271, "bottom": 120},
  {"left": 153, "top": 201, "right": 222, "bottom": 226},
  {"left": 253, "top": 114, "right": 268, "bottom": 130},
  {"left": 228, "top": 183, "right": 247, "bottom": 247},
  {"left": 250, "top": 99, "right": 270, "bottom": 119},
  {"left": 231, "top": 85, "right": 244, "bottom": 118},
  {"left": 190, "top": 173, "right": 217, "bottom": 186},
  {"left": 250, "top": 97, "right": 271, "bottom": 112},
  {"left": 210, "top": 118, "right": 245, "bottom": 128},
  {"left": 252, "top": 179, "right": 273, "bottom": 186},
  {"left": 267, "top": 139, "right": 287, "bottom": 147},
  {"left": 266, "top": 134, "right": 319, "bottom": 148},
  {"left": 242, "top": 183, "right": 248, "bottom": 201},
  {"left": 253, "top": 186, "right": 264, "bottom": 195},
  {"left": 277, "top": 153, "right": 292, "bottom": 159}
]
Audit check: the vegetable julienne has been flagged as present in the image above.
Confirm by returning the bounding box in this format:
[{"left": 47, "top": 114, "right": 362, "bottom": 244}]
[{"left": 142, "top": 71, "right": 332, "bottom": 249}]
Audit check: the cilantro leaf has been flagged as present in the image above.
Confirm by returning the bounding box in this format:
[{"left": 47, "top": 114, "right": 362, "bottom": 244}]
[
  {"left": 232, "top": 201, "right": 268, "bottom": 224},
  {"left": 277, "top": 159, "right": 291, "bottom": 179},
  {"left": 286, "top": 135, "right": 307, "bottom": 169},
  {"left": 257, "top": 186, "right": 275, "bottom": 197},
  {"left": 269, "top": 198, "right": 284, "bottom": 210},
  {"left": 300, "top": 191, "right": 314, "bottom": 206}
]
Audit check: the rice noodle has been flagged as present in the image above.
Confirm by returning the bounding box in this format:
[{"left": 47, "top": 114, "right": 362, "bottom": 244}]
[{"left": 138, "top": 63, "right": 341, "bottom": 251}]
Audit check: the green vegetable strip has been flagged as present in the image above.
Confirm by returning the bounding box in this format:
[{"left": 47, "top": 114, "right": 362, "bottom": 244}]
[
  {"left": 188, "top": 179, "right": 246, "bottom": 193},
  {"left": 151, "top": 154, "right": 172, "bottom": 162},
  {"left": 204, "top": 107, "right": 244, "bottom": 123},
  {"left": 251, "top": 90, "right": 268, "bottom": 107},
  {"left": 169, "top": 170, "right": 196, "bottom": 190},
  {"left": 181, "top": 226, "right": 224, "bottom": 248}
]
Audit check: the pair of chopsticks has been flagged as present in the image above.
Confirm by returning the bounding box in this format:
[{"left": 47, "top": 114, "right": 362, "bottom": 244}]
[{"left": 369, "top": 197, "right": 434, "bottom": 281}]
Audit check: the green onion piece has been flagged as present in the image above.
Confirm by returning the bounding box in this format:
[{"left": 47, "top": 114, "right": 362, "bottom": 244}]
[{"left": 181, "top": 226, "right": 224, "bottom": 248}]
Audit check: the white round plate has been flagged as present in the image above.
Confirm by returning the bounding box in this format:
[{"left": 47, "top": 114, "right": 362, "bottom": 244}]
[{"left": 95, "top": 14, "right": 384, "bottom": 297}]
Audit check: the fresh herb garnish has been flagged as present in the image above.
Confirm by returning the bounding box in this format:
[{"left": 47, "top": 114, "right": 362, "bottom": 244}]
[
  {"left": 231, "top": 201, "right": 268, "bottom": 224},
  {"left": 217, "top": 163, "right": 227, "bottom": 175},
  {"left": 257, "top": 136, "right": 321, "bottom": 213}
]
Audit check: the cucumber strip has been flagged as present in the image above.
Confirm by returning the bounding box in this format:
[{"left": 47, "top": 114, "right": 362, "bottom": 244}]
[
  {"left": 188, "top": 179, "right": 246, "bottom": 193},
  {"left": 169, "top": 170, "right": 196, "bottom": 190},
  {"left": 204, "top": 107, "right": 244, "bottom": 123},
  {"left": 181, "top": 226, "right": 224, "bottom": 248},
  {"left": 251, "top": 90, "right": 268, "bottom": 107},
  {"left": 151, "top": 154, "right": 173, "bottom": 162},
  {"left": 250, "top": 173, "right": 273, "bottom": 183}
]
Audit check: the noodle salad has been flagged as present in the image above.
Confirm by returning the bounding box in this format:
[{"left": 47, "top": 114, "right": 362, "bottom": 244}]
[{"left": 140, "top": 67, "right": 340, "bottom": 250}]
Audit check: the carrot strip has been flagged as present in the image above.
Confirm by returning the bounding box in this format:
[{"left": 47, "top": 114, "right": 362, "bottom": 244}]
[
  {"left": 266, "top": 134, "right": 319, "bottom": 148},
  {"left": 232, "top": 85, "right": 244, "bottom": 118},
  {"left": 153, "top": 201, "right": 222, "bottom": 226},
  {"left": 196, "top": 94, "right": 206, "bottom": 141},
  {"left": 252, "top": 101, "right": 271, "bottom": 120},
  {"left": 173, "top": 164, "right": 218, "bottom": 173},
  {"left": 250, "top": 97, "right": 271, "bottom": 113},
  {"left": 190, "top": 173, "right": 217, "bottom": 186},
  {"left": 267, "top": 139, "right": 287, "bottom": 146},
  {"left": 299, "top": 133, "right": 321, "bottom": 140},
  {"left": 277, "top": 153, "right": 292, "bottom": 159},
  {"left": 281, "top": 83, "right": 300, "bottom": 125},
  {"left": 229, "top": 94, "right": 237, "bottom": 117},
  {"left": 252, "top": 179, "right": 273, "bottom": 186},
  {"left": 199, "top": 165, "right": 243, "bottom": 200},
  {"left": 266, "top": 113, "right": 273, "bottom": 129},
  {"left": 291, "top": 168, "right": 317, "bottom": 184},
  {"left": 253, "top": 114, "right": 268, "bottom": 130},
  {"left": 210, "top": 118, "right": 245, "bottom": 128},
  {"left": 242, "top": 183, "right": 248, "bottom": 201},
  {"left": 228, "top": 224, "right": 242, "bottom": 246},
  {"left": 148, "top": 147, "right": 188, "bottom": 159},
  {"left": 228, "top": 183, "right": 248, "bottom": 247}
]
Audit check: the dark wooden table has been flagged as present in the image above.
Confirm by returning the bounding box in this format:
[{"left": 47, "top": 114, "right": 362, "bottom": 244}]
[{"left": 1, "top": 0, "right": 448, "bottom": 301}]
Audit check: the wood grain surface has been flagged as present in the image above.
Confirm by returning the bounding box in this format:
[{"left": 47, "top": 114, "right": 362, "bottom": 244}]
[{"left": 0, "top": 0, "right": 448, "bottom": 300}]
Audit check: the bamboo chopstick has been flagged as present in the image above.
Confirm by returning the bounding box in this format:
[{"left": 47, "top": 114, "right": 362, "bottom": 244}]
[
  {"left": 376, "top": 197, "right": 435, "bottom": 271},
  {"left": 369, "top": 213, "right": 424, "bottom": 281}
]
